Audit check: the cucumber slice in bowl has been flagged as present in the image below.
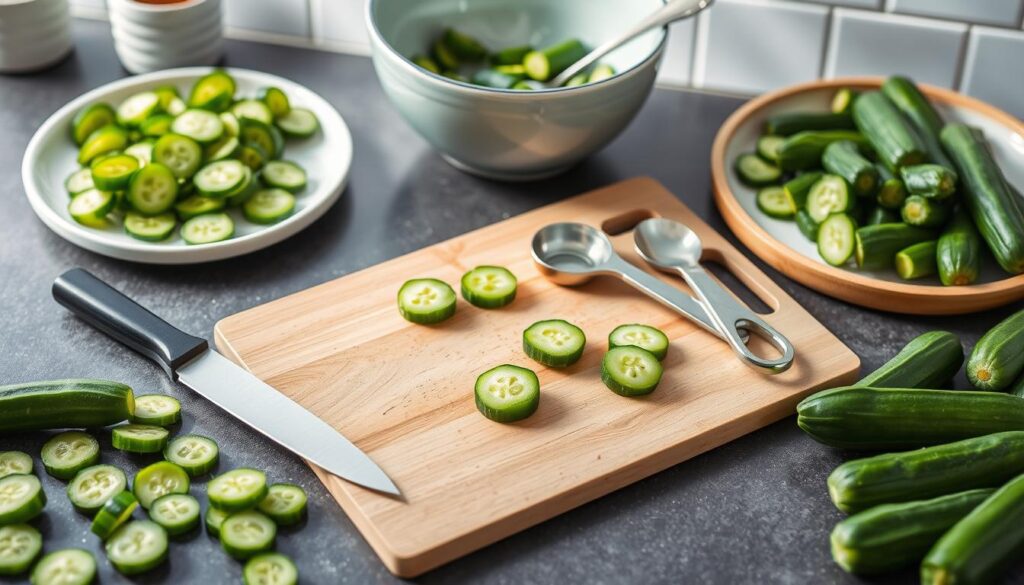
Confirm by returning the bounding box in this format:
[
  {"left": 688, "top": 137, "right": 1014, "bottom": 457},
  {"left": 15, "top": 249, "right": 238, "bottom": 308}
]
[
  {"left": 149, "top": 493, "right": 200, "bottom": 536},
  {"left": 194, "top": 159, "right": 249, "bottom": 197},
  {"left": 153, "top": 134, "right": 202, "bottom": 180},
  {"left": 397, "top": 278, "right": 456, "bottom": 324},
  {"left": 244, "top": 553, "right": 298, "bottom": 585},
  {"left": 807, "top": 175, "right": 852, "bottom": 223},
  {"left": 133, "top": 461, "right": 190, "bottom": 509},
  {"left": 163, "top": 434, "right": 219, "bottom": 477},
  {"left": 0, "top": 475, "right": 46, "bottom": 524},
  {"left": 523, "top": 319, "right": 586, "bottom": 367},
  {"left": 817, "top": 213, "right": 857, "bottom": 267},
  {"left": 71, "top": 103, "right": 115, "bottom": 146},
  {"left": 124, "top": 212, "right": 176, "bottom": 243},
  {"left": 232, "top": 99, "right": 274, "bottom": 124},
  {"left": 735, "top": 153, "right": 781, "bottom": 187},
  {"left": 756, "top": 186, "right": 797, "bottom": 219},
  {"left": 208, "top": 468, "right": 267, "bottom": 512},
  {"left": 608, "top": 324, "right": 669, "bottom": 361},
  {"left": 126, "top": 162, "right": 179, "bottom": 215},
  {"left": 243, "top": 189, "right": 296, "bottom": 225},
  {"left": 474, "top": 364, "right": 540, "bottom": 423},
  {"left": 174, "top": 195, "right": 225, "bottom": 221},
  {"left": 275, "top": 107, "right": 319, "bottom": 138},
  {"left": 259, "top": 87, "right": 291, "bottom": 118},
  {"left": 130, "top": 394, "right": 181, "bottom": 425},
  {"left": 461, "top": 266, "right": 517, "bottom": 308},
  {"left": 0, "top": 452, "right": 33, "bottom": 479},
  {"left": 180, "top": 213, "right": 235, "bottom": 245},
  {"left": 0, "top": 524, "right": 41, "bottom": 576},
  {"left": 67, "top": 188, "right": 114, "bottom": 227},
  {"left": 41, "top": 431, "right": 99, "bottom": 480},
  {"left": 260, "top": 160, "right": 307, "bottom": 192},
  {"left": 188, "top": 70, "right": 236, "bottom": 112},
  {"left": 601, "top": 346, "right": 663, "bottom": 396},
  {"left": 90, "top": 490, "right": 138, "bottom": 540},
  {"left": 66, "top": 464, "right": 127, "bottom": 514},
  {"left": 257, "top": 483, "right": 307, "bottom": 526},
  {"left": 171, "top": 109, "right": 225, "bottom": 144},
  {"left": 65, "top": 168, "right": 94, "bottom": 196},
  {"left": 31, "top": 549, "right": 95, "bottom": 585},
  {"left": 112, "top": 424, "right": 169, "bottom": 454},
  {"left": 105, "top": 520, "right": 168, "bottom": 575},
  {"left": 220, "top": 510, "right": 277, "bottom": 560}
]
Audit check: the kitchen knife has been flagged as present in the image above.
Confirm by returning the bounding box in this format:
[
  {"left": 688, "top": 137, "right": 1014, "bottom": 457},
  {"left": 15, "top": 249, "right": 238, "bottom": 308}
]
[{"left": 52, "top": 268, "right": 400, "bottom": 497}]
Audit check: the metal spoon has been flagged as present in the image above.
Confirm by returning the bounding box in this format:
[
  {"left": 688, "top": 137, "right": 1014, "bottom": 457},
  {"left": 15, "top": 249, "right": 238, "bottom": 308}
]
[
  {"left": 633, "top": 218, "right": 794, "bottom": 374},
  {"left": 531, "top": 222, "right": 740, "bottom": 341},
  {"left": 549, "top": 0, "right": 714, "bottom": 87}
]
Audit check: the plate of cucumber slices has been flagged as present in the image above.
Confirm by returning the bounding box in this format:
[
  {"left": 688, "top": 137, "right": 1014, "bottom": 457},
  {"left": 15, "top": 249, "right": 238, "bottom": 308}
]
[
  {"left": 22, "top": 67, "right": 352, "bottom": 264},
  {"left": 712, "top": 76, "right": 1024, "bottom": 315}
]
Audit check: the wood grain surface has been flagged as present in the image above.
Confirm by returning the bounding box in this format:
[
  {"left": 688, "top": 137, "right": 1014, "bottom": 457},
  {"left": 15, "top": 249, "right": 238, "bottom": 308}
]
[{"left": 215, "top": 177, "right": 860, "bottom": 577}]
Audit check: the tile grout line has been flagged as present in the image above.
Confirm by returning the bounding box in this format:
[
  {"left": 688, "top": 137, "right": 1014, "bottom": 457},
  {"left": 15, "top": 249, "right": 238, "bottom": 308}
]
[
  {"left": 951, "top": 23, "right": 971, "bottom": 92},
  {"left": 818, "top": 6, "right": 835, "bottom": 79}
]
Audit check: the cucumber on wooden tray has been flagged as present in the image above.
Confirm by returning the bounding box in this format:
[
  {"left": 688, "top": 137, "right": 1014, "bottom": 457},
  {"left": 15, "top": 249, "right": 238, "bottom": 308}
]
[
  {"left": 796, "top": 387, "right": 1024, "bottom": 450},
  {"left": 854, "top": 330, "right": 963, "bottom": 389},
  {"left": 874, "top": 164, "right": 907, "bottom": 210},
  {"left": 937, "top": 210, "right": 982, "bottom": 286},
  {"left": 763, "top": 111, "right": 855, "bottom": 136},
  {"left": 902, "top": 196, "right": 949, "bottom": 229},
  {"left": 895, "top": 240, "right": 938, "bottom": 280},
  {"left": 822, "top": 139, "right": 878, "bottom": 197},
  {"left": 776, "top": 130, "right": 868, "bottom": 172},
  {"left": 852, "top": 91, "right": 927, "bottom": 171},
  {"left": 855, "top": 223, "right": 935, "bottom": 270},
  {"left": 0, "top": 379, "right": 133, "bottom": 432},
  {"left": 880, "top": 76, "right": 956, "bottom": 171},
  {"left": 966, "top": 308, "right": 1024, "bottom": 391},
  {"left": 900, "top": 164, "right": 957, "bottom": 199}
]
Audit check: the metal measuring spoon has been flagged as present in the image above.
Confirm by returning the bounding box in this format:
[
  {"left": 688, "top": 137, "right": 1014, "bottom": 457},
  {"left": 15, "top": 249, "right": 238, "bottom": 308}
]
[
  {"left": 531, "top": 222, "right": 730, "bottom": 341},
  {"left": 633, "top": 218, "right": 794, "bottom": 374}
]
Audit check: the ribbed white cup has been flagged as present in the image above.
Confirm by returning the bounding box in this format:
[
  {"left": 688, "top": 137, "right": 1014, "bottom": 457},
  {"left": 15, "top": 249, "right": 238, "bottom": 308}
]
[
  {"left": 0, "top": 0, "right": 73, "bottom": 73},
  {"left": 108, "top": 0, "right": 223, "bottom": 74}
]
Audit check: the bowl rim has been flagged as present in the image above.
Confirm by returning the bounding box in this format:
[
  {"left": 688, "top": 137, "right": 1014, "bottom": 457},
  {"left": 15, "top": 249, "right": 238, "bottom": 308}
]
[{"left": 364, "top": 0, "right": 668, "bottom": 97}]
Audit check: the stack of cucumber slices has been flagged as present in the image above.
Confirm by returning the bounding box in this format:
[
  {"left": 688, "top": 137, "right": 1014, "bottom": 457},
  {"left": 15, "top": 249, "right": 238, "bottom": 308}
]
[
  {"left": 398, "top": 267, "right": 673, "bottom": 423},
  {"left": 64, "top": 69, "right": 320, "bottom": 245},
  {"left": 0, "top": 381, "right": 307, "bottom": 584},
  {"left": 735, "top": 75, "right": 1024, "bottom": 283}
]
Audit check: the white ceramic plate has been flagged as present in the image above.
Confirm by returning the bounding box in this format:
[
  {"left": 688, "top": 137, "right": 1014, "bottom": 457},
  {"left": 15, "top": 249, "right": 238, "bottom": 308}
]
[{"left": 22, "top": 67, "right": 352, "bottom": 264}]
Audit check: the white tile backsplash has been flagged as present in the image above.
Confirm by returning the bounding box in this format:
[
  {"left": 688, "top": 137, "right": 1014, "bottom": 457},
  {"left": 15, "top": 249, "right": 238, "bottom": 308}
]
[
  {"left": 960, "top": 26, "right": 1024, "bottom": 119},
  {"left": 693, "top": 0, "right": 829, "bottom": 94},
  {"left": 825, "top": 9, "right": 967, "bottom": 88},
  {"left": 888, "top": 0, "right": 1023, "bottom": 28},
  {"left": 796, "top": 0, "right": 880, "bottom": 8},
  {"left": 310, "top": 0, "right": 369, "bottom": 52},
  {"left": 656, "top": 18, "right": 696, "bottom": 87},
  {"left": 224, "top": 0, "right": 309, "bottom": 38}
]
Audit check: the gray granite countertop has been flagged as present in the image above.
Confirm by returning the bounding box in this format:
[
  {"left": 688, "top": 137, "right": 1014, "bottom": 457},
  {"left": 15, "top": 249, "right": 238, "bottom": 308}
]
[{"left": 1, "top": 18, "right": 1021, "bottom": 585}]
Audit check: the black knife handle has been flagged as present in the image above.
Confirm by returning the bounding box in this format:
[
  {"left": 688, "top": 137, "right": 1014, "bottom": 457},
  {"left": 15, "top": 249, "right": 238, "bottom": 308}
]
[{"left": 52, "top": 268, "right": 208, "bottom": 379}]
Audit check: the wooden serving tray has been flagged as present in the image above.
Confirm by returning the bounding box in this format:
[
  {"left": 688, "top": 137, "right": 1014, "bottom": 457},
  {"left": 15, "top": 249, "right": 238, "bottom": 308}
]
[{"left": 215, "top": 177, "right": 859, "bottom": 577}]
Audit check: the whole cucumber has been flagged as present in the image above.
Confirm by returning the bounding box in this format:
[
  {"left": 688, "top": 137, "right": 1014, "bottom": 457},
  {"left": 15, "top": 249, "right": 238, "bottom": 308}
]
[
  {"left": 852, "top": 91, "right": 927, "bottom": 171},
  {"left": 967, "top": 308, "right": 1024, "bottom": 391},
  {"left": 937, "top": 210, "right": 982, "bottom": 286},
  {"left": 827, "top": 431, "right": 1024, "bottom": 513},
  {"left": 822, "top": 140, "right": 878, "bottom": 197},
  {"left": 796, "top": 387, "right": 1024, "bottom": 450},
  {"left": 921, "top": 472, "right": 1024, "bottom": 585},
  {"left": 855, "top": 331, "right": 963, "bottom": 389},
  {"left": 830, "top": 488, "right": 993, "bottom": 575},
  {"left": 0, "top": 379, "right": 134, "bottom": 432},
  {"left": 763, "top": 112, "right": 855, "bottom": 136},
  {"left": 855, "top": 223, "right": 936, "bottom": 270},
  {"left": 880, "top": 76, "right": 955, "bottom": 170},
  {"left": 776, "top": 130, "right": 868, "bottom": 172},
  {"left": 875, "top": 164, "right": 907, "bottom": 209}
]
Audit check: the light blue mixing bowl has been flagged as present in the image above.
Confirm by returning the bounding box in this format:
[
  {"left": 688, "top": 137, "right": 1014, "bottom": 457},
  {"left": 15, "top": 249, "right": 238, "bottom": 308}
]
[{"left": 366, "top": 0, "right": 667, "bottom": 181}]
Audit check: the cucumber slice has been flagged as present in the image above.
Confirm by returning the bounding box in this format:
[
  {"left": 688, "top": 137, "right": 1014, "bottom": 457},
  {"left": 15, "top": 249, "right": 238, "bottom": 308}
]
[
  {"left": 601, "top": 346, "right": 663, "bottom": 396},
  {"left": 225, "top": 167, "right": 257, "bottom": 206},
  {"left": 0, "top": 475, "right": 45, "bottom": 524},
  {"left": 232, "top": 99, "right": 274, "bottom": 124},
  {"left": 413, "top": 54, "right": 441, "bottom": 74},
  {"left": 474, "top": 364, "right": 540, "bottom": 423},
  {"left": 140, "top": 114, "right": 174, "bottom": 138},
  {"left": 205, "top": 505, "right": 229, "bottom": 537},
  {"left": 240, "top": 119, "right": 284, "bottom": 159},
  {"left": 735, "top": 153, "right": 781, "bottom": 187},
  {"left": 565, "top": 73, "right": 589, "bottom": 87},
  {"left": 807, "top": 174, "right": 852, "bottom": 223},
  {"left": 41, "top": 431, "right": 99, "bottom": 480},
  {"left": 188, "top": 71, "right": 236, "bottom": 112},
  {"left": 220, "top": 511, "right": 277, "bottom": 560},
  {"left": 90, "top": 490, "right": 138, "bottom": 540},
  {"left": 174, "top": 195, "right": 226, "bottom": 221},
  {"left": 797, "top": 209, "right": 821, "bottom": 242},
  {"left": 275, "top": 108, "right": 319, "bottom": 138},
  {"left": 397, "top": 278, "right": 457, "bottom": 324},
  {"left": 757, "top": 135, "right": 785, "bottom": 163},
  {"left": 460, "top": 266, "right": 517, "bottom": 308},
  {"left": 66, "top": 464, "right": 127, "bottom": 514},
  {"left": 757, "top": 186, "right": 797, "bottom": 219},
  {"left": 124, "top": 212, "right": 176, "bottom": 242},
  {"left": 130, "top": 394, "right": 181, "bottom": 426},
  {"left": 91, "top": 153, "right": 140, "bottom": 191},
  {"left": 65, "top": 168, "right": 95, "bottom": 196},
  {"left": 442, "top": 27, "right": 488, "bottom": 60},
  {"left": 30, "top": 549, "right": 95, "bottom": 585},
  {"left": 165, "top": 97, "right": 186, "bottom": 116},
  {"left": 243, "top": 188, "right": 296, "bottom": 224},
  {"left": 0, "top": 524, "right": 41, "bottom": 576},
  {"left": 78, "top": 124, "right": 128, "bottom": 165},
  {"left": 67, "top": 188, "right": 114, "bottom": 227},
  {"left": 257, "top": 483, "right": 307, "bottom": 526},
  {"left": 124, "top": 140, "right": 155, "bottom": 166},
  {"left": 220, "top": 112, "right": 241, "bottom": 137},
  {"left": 524, "top": 39, "right": 586, "bottom": 81},
  {"left": 260, "top": 160, "right": 306, "bottom": 192},
  {"left": 112, "top": 424, "right": 169, "bottom": 454},
  {"left": 523, "top": 319, "right": 586, "bottom": 367},
  {"left": 180, "top": 213, "right": 235, "bottom": 245},
  {"left": 172, "top": 109, "right": 225, "bottom": 144},
  {"left": 204, "top": 135, "right": 241, "bottom": 161},
  {"left": 244, "top": 553, "right": 298, "bottom": 585},
  {"left": 149, "top": 493, "right": 200, "bottom": 536},
  {"left": 258, "top": 87, "right": 291, "bottom": 118},
  {"left": 116, "top": 91, "right": 160, "bottom": 127},
  {"left": 0, "top": 452, "right": 33, "bottom": 479},
  {"left": 153, "top": 85, "right": 180, "bottom": 110},
  {"left": 238, "top": 143, "right": 268, "bottom": 171},
  {"left": 153, "top": 133, "right": 202, "bottom": 179},
  {"left": 163, "top": 435, "right": 219, "bottom": 477},
  {"left": 432, "top": 38, "right": 460, "bottom": 70},
  {"left": 71, "top": 103, "right": 115, "bottom": 145},
  {"left": 589, "top": 63, "right": 615, "bottom": 82},
  {"left": 817, "top": 213, "right": 857, "bottom": 267},
  {"left": 896, "top": 240, "right": 938, "bottom": 280},
  {"left": 133, "top": 461, "right": 189, "bottom": 509},
  {"left": 209, "top": 468, "right": 268, "bottom": 512},
  {"left": 194, "top": 159, "right": 248, "bottom": 197},
  {"left": 105, "top": 520, "right": 168, "bottom": 575},
  {"left": 608, "top": 324, "right": 670, "bottom": 361}
]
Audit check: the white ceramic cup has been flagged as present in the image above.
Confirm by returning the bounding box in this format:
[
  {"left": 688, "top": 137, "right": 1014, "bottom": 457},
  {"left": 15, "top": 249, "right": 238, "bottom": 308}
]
[
  {"left": 0, "top": 0, "right": 72, "bottom": 73},
  {"left": 108, "top": 0, "right": 223, "bottom": 74}
]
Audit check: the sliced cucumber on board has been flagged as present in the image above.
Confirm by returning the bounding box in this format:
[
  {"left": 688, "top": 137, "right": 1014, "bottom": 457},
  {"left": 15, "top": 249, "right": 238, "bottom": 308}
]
[
  {"left": 0, "top": 524, "right": 42, "bottom": 576},
  {"left": 31, "top": 549, "right": 95, "bottom": 585},
  {"left": 397, "top": 278, "right": 456, "bottom": 324},
  {"left": 523, "top": 319, "right": 586, "bottom": 367},
  {"left": 460, "top": 266, "right": 517, "bottom": 309},
  {"left": 41, "top": 431, "right": 99, "bottom": 480},
  {"left": 601, "top": 346, "right": 663, "bottom": 396},
  {"left": 608, "top": 324, "right": 669, "bottom": 361},
  {"left": 474, "top": 364, "right": 540, "bottom": 423}
]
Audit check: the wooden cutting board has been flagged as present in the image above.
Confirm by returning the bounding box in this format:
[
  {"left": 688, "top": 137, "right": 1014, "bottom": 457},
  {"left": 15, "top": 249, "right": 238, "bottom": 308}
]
[{"left": 214, "top": 177, "right": 860, "bottom": 577}]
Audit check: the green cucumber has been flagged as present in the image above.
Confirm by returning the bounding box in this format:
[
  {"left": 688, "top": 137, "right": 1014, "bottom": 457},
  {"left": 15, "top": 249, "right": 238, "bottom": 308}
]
[
  {"left": 940, "top": 123, "right": 1024, "bottom": 274},
  {"left": 133, "top": 461, "right": 189, "bottom": 509},
  {"left": 601, "top": 346, "right": 663, "bottom": 396},
  {"left": 140, "top": 114, "right": 174, "bottom": 137},
  {"left": 66, "top": 464, "right": 127, "bottom": 514},
  {"left": 901, "top": 164, "right": 958, "bottom": 199},
  {"left": 512, "top": 80, "right": 544, "bottom": 90},
  {"left": 822, "top": 140, "right": 878, "bottom": 197},
  {"left": 130, "top": 394, "right": 180, "bottom": 426},
  {"left": 239, "top": 118, "right": 284, "bottom": 159},
  {"left": 164, "top": 434, "right": 219, "bottom": 477},
  {"left": 153, "top": 85, "right": 180, "bottom": 111},
  {"left": 865, "top": 206, "right": 899, "bottom": 226},
  {"left": 90, "top": 490, "right": 137, "bottom": 540},
  {"left": 0, "top": 524, "right": 41, "bottom": 576},
  {"left": 126, "top": 162, "right": 178, "bottom": 215},
  {"left": 806, "top": 175, "right": 852, "bottom": 222},
  {"left": 831, "top": 88, "right": 858, "bottom": 115},
  {"left": 474, "top": 364, "right": 540, "bottom": 423},
  {"left": 524, "top": 39, "right": 587, "bottom": 81},
  {"left": 77, "top": 124, "right": 128, "bottom": 165},
  {"left": 194, "top": 159, "right": 248, "bottom": 197},
  {"left": 31, "top": 549, "right": 95, "bottom": 585},
  {"left": 795, "top": 209, "right": 819, "bottom": 241},
  {"left": 874, "top": 164, "right": 907, "bottom": 209},
  {"left": 855, "top": 330, "right": 963, "bottom": 389},
  {"left": 65, "top": 168, "right": 94, "bottom": 196},
  {"left": 180, "top": 213, "right": 235, "bottom": 245},
  {"left": 851, "top": 91, "right": 927, "bottom": 171},
  {"left": 797, "top": 387, "right": 1024, "bottom": 450},
  {"left": 116, "top": 91, "right": 160, "bottom": 127},
  {"left": 442, "top": 28, "right": 488, "bottom": 60},
  {"left": 124, "top": 212, "right": 176, "bottom": 242},
  {"left": 174, "top": 195, "right": 225, "bottom": 221},
  {"left": 90, "top": 153, "right": 139, "bottom": 191},
  {"left": 830, "top": 488, "right": 993, "bottom": 575},
  {"left": 461, "top": 266, "right": 517, "bottom": 308},
  {"left": 153, "top": 133, "right": 202, "bottom": 180},
  {"left": 40, "top": 431, "right": 99, "bottom": 480},
  {"left": 902, "top": 195, "right": 950, "bottom": 228},
  {"left": 937, "top": 210, "right": 982, "bottom": 286},
  {"left": 756, "top": 135, "right": 785, "bottom": 163},
  {"left": 205, "top": 505, "right": 229, "bottom": 537},
  {"left": 608, "top": 324, "right": 669, "bottom": 361},
  {"left": 112, "top": 424, "right": 169, "bottom": 454},
  {"left": 471, "top": 68, "right": 525, "bottom": 89},
  {"left": 260, "top": 160, "right": 306, "bottom": 192},
  {"left": 490, "top": 45, "right": 532, "bottom": 65},
  {"left": 880, "top": 76, "right": 955, "bottom": 170},
  {"left": 244, "top": 553, "right": 298, "bottom": 585},
  {"left": 412, "top": 54, "right": 440, "bottom": 74},
  {"left": 734, "top": 153, "right": 781, "bottom": 187},
  {"left": 71, "top": 103, "right": 116, "bottom": 145},
  {"left": 257, "top": 483, "right": 307, "bottom": 526},
  {"left": 523, "top": 319, "right": 586, "bottom": 367},
  {"left": 564, "top": 73, "right": 589, "bottom": 87},
  {"left": 105, "top": 520, "right": 168, "bottom": 575},
  {"left": 896, "top": 240, "right": 937, "bottom": 280},
  {"left": 238, "top": 143, "right": 268, "bottom": 171},
  {"left": 967, "top": 308, "right": 1024, "bottom": 391},
  {"left": 220, "top": 510, "right": 276, "bottom": 560},
  {"left": 275, "top": 108, "right": 319, "bottom": 138},
  {"left": 817, "top": 213, "right": 857, "bottom": 267},
  {"left": 204, "top": 135, "right": 241, "bottom": 161},
  {"left": 756, "top": 186, "right": 796, "bottom": 219},
  {"left": 783, "top": 171, "right": 822, "bottom": 209},
  {"left": 0, "top": 379, "right": 133, "bottom": 432},
  {"left": 243, "top": 188, "right": 295, "bottom": 224},
  {"left": 776, "top": 130, "right": 868, "bottom": 172},
  {"left": 188, "top": 70, "right": 236, "bottom": 112},
  {"left": 171, "top": 109, "right": 225, "bottom": 144},
  {"left": 0, "top": 452, "right": 32, "bottom": 479},
  {"left": 232, "top": 99, "right": 274, "bottom": 124},
  {"left": 922, "top": 473, "right": 1024, "bottom": 585},
  {"left": 764, "top": 111, "right": 855, "bottom": 136},
  {"left": 588, "top": 63, "right": 615, "bottom": 82},
  {"left": 220, "top": 111, "right": 240, "bottom": 137},
  {"left": 124, "top": 140, "right": 155, "bottom": 166},
  {"left": 397, "top": 278, "right": 456, "bottom": 324},
  {"left": 0, "top": 475, "right": 45, "bottom": 525},
  {"left": 855, "top": 223, "right": 935, "bottom": 270},
  {"left": 149, "top": 493, "right": 200, "bottom": 536},
  {"left": 827, "top": 431, "right": 1024, "bottom": 513},
  {"left": 209, "top": 468, "right": 267, "bottom": 512}
]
